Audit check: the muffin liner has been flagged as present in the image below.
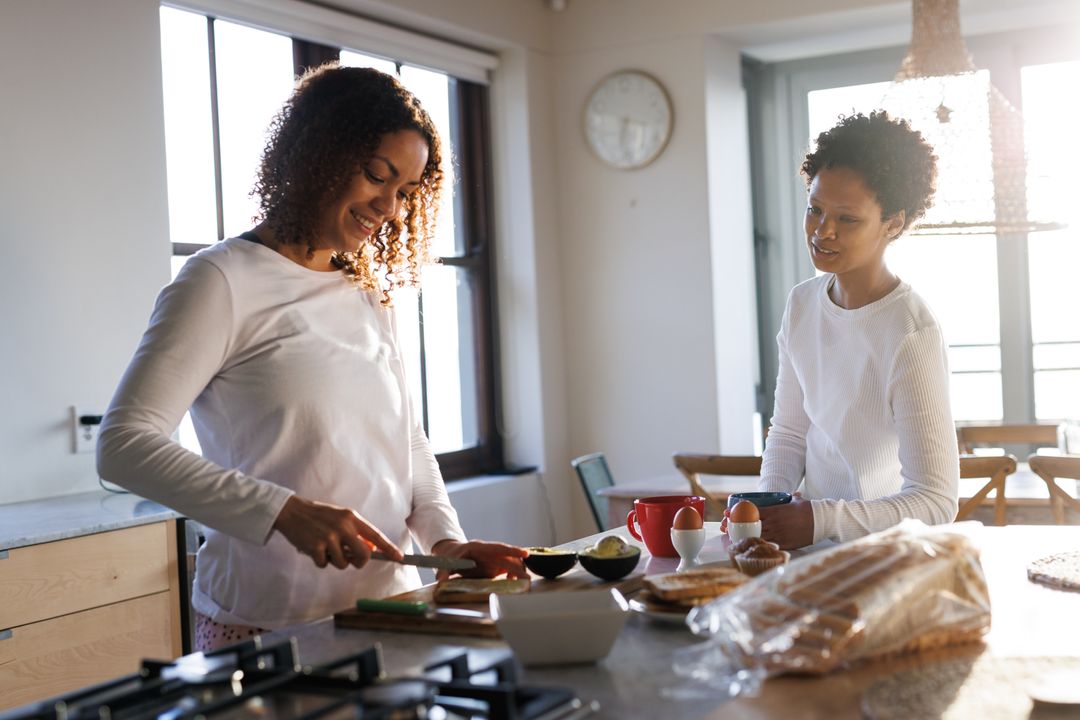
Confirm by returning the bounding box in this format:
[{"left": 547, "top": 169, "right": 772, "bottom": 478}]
[
  {"left": 727, "top": 539, "right": 779, "bottom": 571},
  {"left": 735, "top": 549, "right": 790, "bottom": 576}
]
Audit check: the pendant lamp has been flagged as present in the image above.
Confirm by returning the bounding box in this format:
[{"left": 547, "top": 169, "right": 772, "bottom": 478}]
[{"left": 881, "top": 0, "right": 1064, "bottom": 235}]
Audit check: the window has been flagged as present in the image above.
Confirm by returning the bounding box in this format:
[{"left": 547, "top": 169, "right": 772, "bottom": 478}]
[
  {"left": 159, "top": 6, "right": 503, "bottom": 478},
  {"left": 746, "top": 29, "right": 1080, "bottom": 426}
]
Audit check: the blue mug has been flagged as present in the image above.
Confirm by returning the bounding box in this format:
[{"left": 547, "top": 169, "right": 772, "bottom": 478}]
[{"left": 727, "top": 491, "right": 792, "bottom": 510}]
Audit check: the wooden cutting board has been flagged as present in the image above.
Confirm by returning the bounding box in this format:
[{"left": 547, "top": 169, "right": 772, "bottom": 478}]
[{"left": 334, "top": 567, "right": 645, "bottom": 638}]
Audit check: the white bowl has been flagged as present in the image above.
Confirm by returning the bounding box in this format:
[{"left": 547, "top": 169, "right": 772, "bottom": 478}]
[
  {"left": 489, "top": 587, "right": 629, "bottom": 666},
  {"left": 727, "top": 519, "right": 762, "bottom": 543}
]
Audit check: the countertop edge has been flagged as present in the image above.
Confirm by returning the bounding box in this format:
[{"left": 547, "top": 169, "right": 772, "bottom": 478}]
[{"left": 0, "top": 490, "right": 184, "bottom": 551}]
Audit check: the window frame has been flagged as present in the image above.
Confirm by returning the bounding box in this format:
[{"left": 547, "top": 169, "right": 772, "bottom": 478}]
[{"left": 165, "top": 15, "right": 504, "bottom": 480}]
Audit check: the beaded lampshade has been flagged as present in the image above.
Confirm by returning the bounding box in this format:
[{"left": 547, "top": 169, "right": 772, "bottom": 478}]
[{"left": 880, "top": 0, "right": 1064, "bottom": 235}]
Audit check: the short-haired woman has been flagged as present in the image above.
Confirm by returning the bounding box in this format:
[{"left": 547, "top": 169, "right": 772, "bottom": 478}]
[{"left": 757, "top": 111, "right": 959, "bottom": 550}]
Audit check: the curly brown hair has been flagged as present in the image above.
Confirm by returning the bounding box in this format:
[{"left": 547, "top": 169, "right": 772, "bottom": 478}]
[
  {"left": 801, "top": 111, "right": 937, "bottom": 232},
  {"left": 253, "top": 63, "right": 444, "bottom": 304}
]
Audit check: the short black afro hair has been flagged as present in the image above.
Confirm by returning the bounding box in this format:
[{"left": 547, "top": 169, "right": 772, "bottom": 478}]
[{"left": 801, "top": 111, "right": 937, "bottom": 231}]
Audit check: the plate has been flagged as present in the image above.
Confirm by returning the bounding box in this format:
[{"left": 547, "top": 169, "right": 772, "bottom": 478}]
[{"left": 628, "top": 598, "right": 689, "bottom": 627}]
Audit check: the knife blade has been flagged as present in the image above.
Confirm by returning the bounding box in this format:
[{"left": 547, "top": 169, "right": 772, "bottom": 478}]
[{"left": 371, "top": 551, "right": 476, "bottom": 571}]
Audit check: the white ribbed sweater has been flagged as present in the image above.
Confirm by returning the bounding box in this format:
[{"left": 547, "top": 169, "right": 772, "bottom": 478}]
[{"left": 760, "top": 275, "right": 959, "bottom": 544}]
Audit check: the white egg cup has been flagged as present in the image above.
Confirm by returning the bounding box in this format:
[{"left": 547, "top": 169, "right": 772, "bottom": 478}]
[
  {"left": 670, "top": 527, "right": 705, "bottom": 572},
  {"left": 727, "top": 520, "right": 762, "bottom": 543}
]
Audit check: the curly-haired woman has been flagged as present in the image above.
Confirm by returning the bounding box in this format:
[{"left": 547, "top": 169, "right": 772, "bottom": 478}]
[
  {"left": 98, "top": 65, "right": 527, "bottom": 650},
  {"left": 755, "top": 111, "right": 959, "bottom": 550}
]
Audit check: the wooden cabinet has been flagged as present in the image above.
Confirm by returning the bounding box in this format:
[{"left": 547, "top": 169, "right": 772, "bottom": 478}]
[{"left": 0, "top": 521, "right": 184, "bottom": 710}]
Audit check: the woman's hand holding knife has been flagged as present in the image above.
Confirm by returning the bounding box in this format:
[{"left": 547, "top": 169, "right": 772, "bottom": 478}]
[{"left": 272, "top": 495, "right": 403, "bottom": 569}]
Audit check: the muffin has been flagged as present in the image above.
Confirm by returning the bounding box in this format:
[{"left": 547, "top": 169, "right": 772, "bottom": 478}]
[
  {"left": 728, "top": 536, "right": 772, "bottom": 569},
  {"left": 734, "top": 540, "right": 789, "bottom": 576}
]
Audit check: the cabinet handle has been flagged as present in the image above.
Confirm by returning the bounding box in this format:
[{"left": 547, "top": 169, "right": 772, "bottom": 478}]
[{"left": 0, "top": 630, "right": 11, "bottom": 641}]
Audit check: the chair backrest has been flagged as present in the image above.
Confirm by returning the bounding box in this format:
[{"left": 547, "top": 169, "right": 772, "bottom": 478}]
[
  {"left": 955, "top": 423, "right": 1060, "bottom": 455},
  {"left": 956, "top": 454, "right": 1018, "bottom": 525},
  {"left": 1027, "top": 454, "right": 1080, "bottom": 525},
  {"left": 671, "top": 453, "right": 762, "bottom": 520},
  {"left": 571, "top": 453, "right": 615, "bottom": 532}
]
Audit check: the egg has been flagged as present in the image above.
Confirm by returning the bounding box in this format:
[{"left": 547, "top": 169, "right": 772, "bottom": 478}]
[
  {"left": 729, "top": 500, "right": 760, "bottom": 524},
  {"left": 672, "top": 505, "right": 703, "bottom": 530}
]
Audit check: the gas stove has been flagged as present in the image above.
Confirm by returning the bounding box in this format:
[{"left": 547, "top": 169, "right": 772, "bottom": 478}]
[{"left": 0, "top": 637, "right": 597, "bottom": 720}]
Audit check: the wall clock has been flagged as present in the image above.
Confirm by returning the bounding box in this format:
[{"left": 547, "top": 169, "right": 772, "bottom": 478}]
[{"left": 583, "top": 70, "right": 673, "bottom": 170}]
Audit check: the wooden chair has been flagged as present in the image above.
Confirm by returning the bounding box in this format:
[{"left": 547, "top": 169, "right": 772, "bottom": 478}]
[
  {"left": 1027, "top": 455, "right": 1080, "bottom": 525},
  {"left": 956, "top": 454, "right": 1018, "bottom": 525},
  {"left": 955, "top": 423, "right": 1060, "bottom": 455},
  {"left": 671, "top": 453, "right": 762, "bottom": 520}
]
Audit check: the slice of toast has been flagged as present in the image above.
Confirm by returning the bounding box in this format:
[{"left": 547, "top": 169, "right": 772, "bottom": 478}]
[
  {"left": 636, "top": 589, "right": 718, "bottom": 614},
  {"left": 643, "top": 566, "right": 747, "bottom": 602},
  {"left": 433, "top": 577, "right": 531, "bottom": 604}
]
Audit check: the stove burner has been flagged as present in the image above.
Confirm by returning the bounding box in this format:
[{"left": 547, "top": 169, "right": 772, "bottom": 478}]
[{"left": 0, "top": 638, "right": 597, "bottom": 720}]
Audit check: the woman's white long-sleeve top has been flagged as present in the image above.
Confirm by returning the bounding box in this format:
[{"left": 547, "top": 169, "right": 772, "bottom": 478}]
[
  {"left": 98, "top": 238, "right": 466, "bottom": 628},
  {"left": 760, "top": 274, "right": 959, "bottom": 544}
]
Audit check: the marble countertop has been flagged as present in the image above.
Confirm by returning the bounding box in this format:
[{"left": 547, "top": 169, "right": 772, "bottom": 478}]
[
  {"left": 268, "top": 524, "right": 1080, "bottom": 719},
  {"left": 0, "top": 490, "right": 182, "bottom": 551}
]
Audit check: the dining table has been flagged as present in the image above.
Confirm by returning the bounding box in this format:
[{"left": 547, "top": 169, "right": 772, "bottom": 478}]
[
  {"left": 598, "top": 464, "right": 1080, "bottom": 529},
  {"left": 263, "top": 522, "right": 1080, "bottom": 719}
]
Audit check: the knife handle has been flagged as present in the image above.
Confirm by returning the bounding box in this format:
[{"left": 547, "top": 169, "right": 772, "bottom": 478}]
[{"left": 355, "top": 598, "right": 429, "bottom": 615}]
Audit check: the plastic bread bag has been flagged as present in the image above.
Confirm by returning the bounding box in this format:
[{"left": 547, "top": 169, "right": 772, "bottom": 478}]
[{"left": 670, "top": 521, "right": 991, "bottom": 698}]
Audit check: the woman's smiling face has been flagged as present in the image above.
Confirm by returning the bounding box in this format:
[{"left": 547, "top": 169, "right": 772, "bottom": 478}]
[
  {"left": 804, "top": 165, "right": 903, "bottom": 282},
  {"left": 317, "top": 128, "right": 429, "bottom": 253}
]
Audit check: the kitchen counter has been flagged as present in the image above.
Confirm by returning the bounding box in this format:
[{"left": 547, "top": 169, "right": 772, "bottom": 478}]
[
  {"left": 0, "top": 490, "right": 181, "bottom": 551},
  {"left": 270, "top": 523, "right": 1080, "bottom": 720}
]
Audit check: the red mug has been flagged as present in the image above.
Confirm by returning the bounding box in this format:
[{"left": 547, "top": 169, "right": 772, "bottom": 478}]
[{"left": 626, "top": 495, "right": 707, "bottom": 557}]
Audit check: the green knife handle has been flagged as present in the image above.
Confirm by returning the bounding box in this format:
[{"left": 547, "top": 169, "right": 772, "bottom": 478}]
[{"left": 355, "top": 598, "right": 429, "bottom": 615}]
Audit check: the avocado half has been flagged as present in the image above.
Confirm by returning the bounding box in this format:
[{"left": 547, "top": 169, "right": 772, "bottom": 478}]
[
  {"left": 523, "top": 546, "right": 578, "bottom": 579},
  {"left": 577, "top": 536, "right": 641, "bottom": 581}
]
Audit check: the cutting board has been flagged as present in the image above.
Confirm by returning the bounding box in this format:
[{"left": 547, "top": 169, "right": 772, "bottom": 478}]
[{"left": 334, "top": 567, "right": 645, "bottom": 638}]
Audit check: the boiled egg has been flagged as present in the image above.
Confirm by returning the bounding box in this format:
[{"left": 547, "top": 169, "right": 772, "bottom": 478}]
[
  {"left": 672, "top": 505, "right": 703, "bottom": 530},
  {"left": 729, "top": 500, "right": 760, "bottom": 524}
]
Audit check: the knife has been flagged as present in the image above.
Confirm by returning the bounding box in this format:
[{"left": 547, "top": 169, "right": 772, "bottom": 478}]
[{"left": 370, "top": 551, "right": 477, "bottom": 571}]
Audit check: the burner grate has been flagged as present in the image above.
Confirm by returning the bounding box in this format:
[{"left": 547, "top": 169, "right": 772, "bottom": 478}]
[{"left": 0, "top": 639, "right": 596, "bottom": 720}]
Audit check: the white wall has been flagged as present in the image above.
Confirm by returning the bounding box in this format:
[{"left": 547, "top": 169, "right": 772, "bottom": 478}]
[
  {"left": 0, "top": 0, "right": 172, "bottom": 504},
  {"left": 4, "top": 0, "right": 1073, "bottom": 546},
  {"left": 554, "top": 35, "right": 726, "bottom": 490}
]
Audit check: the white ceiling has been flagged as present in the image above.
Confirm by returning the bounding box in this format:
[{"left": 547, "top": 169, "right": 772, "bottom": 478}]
[{"left": 721, "top": 0, "right": 1080, "bottom": 62}]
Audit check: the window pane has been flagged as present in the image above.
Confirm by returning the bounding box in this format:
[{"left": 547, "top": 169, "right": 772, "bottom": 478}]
[
  {"left": 1023, "top": 61, "right": 1080, "bottom": 420},
  {"left": 159, "top": 7, "right": 217, "bottom": 246},
  {"left": 339, "top": 49, "right": 397, "bottom": 75},
  {"left": 887, "top": 234, "right": 1000, "bottom": 347},
  {"left": 807, "top": 81, "right": 891, "bottom": 141},
  {"left": 214, "top": 20, "right": 294, "bottom": 238},
  {"left": 949, "top": 345, "right": 1001, "bottom": 373},
  {"left": 421, "top": 265, "right": 478, "bottom": 453},
  {"left": 950, "top": 372, "right": 1004, "bottom": 422},
  {"left": 1022, "top": 62, "right": 1080, "bottom": 224},
  {"left": 392, "top": 286, "right": 424, "bottom": 424},
  {"left": 1034, "top": 343, "right": 1080, "bottom": 371},
  {"left": 1035, "top": 370, "right": 1080, "bottom": 421},
  {"left": 399, "top": 65, "right": 459, "bottom": 258}
]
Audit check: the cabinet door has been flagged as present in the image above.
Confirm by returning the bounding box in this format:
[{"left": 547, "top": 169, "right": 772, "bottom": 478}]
[
  {"left": 0, "top": 524, "right": 171, "bottom": 629},
  {"left": 0, "top": 591, "right": 175, "bottom": 710}
]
